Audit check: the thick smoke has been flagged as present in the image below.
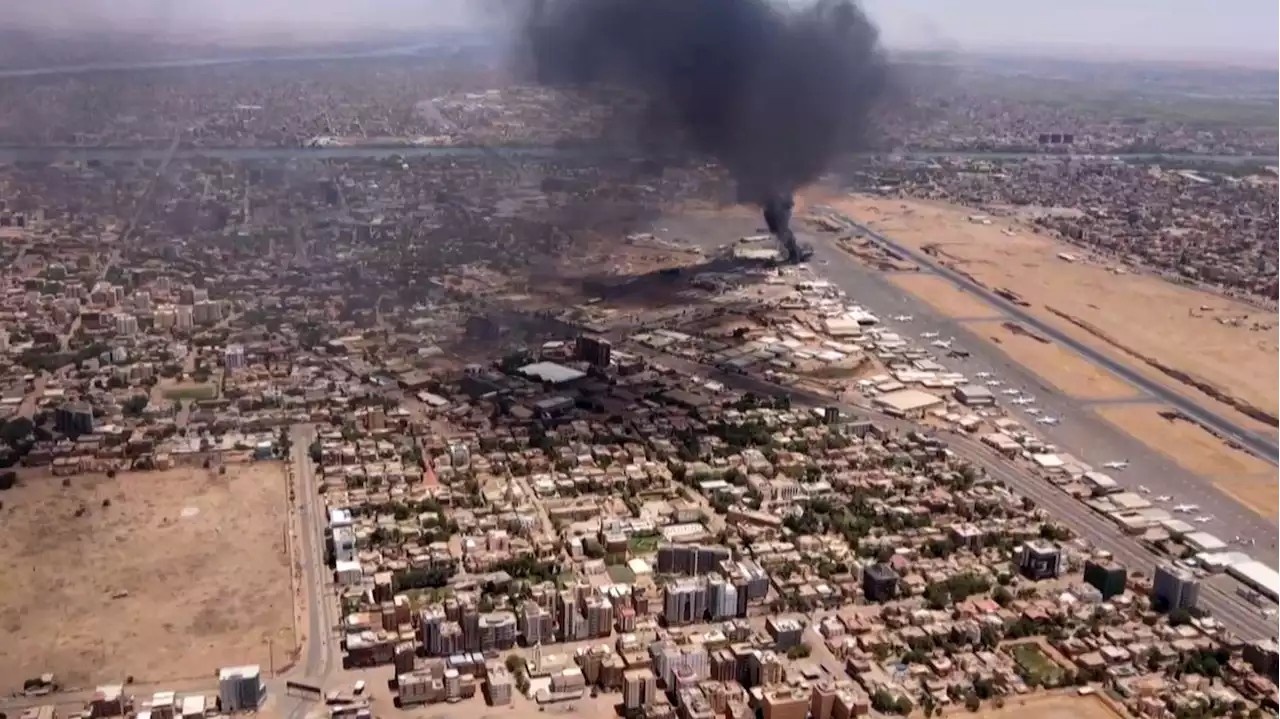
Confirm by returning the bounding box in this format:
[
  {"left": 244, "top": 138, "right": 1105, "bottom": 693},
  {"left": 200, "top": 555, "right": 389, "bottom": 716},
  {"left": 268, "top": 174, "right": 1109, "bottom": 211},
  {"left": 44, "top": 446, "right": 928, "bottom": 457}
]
[{"left": 525, "top": 0, "right": 889, "bottom": 262}]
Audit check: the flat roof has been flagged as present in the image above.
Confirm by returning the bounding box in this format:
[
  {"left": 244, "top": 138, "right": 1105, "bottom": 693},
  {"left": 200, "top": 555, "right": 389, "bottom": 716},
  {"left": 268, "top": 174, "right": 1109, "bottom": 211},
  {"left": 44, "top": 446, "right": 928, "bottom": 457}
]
[
  {"left": 519, "top": 362, "right": 587, "bottom": 384},
  {"left": 875, "top": 388, "right": 945, "bottom": 413}
]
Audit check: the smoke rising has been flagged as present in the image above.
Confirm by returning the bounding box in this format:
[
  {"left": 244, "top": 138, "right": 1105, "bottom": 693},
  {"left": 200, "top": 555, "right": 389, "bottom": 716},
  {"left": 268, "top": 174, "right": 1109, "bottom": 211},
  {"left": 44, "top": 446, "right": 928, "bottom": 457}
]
[{"left": 524, "top": 0, "right": 890, "bottom": 260}]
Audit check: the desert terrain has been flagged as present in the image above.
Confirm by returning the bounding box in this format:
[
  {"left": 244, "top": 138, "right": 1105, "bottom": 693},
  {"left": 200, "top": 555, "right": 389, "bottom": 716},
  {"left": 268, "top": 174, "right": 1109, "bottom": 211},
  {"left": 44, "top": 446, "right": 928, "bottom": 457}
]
[
  {"left": 970, "top": 694, "right": 1126, "bottom": 719},
  {"left": 0, "top": 463, "right": 295, "bottom": 690},
  {"left": 817, "top": 193, "right": 1279, "bottom": 435},
  {"left": 963, "top": 320, "right": 1141, "bottom": 402}
]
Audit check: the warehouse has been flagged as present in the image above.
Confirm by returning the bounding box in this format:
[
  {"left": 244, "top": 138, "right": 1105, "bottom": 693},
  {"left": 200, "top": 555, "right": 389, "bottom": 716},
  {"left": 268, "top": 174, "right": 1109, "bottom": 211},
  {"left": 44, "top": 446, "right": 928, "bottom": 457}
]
[
  {"left": 1228, "top": 561, "right": 1280, "bottom": 602},
  {"left": 874, "top": 388, "right": 945, "bottom": 418},
  {"left": 954, "top": 384, "right": 995, "bottom": 407}
]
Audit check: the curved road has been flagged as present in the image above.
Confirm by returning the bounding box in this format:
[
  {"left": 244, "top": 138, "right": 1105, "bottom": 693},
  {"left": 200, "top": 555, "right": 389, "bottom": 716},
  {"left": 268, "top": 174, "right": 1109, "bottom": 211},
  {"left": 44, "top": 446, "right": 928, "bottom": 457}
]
[{"left": 822, "top": 209, "right": 1279, "bottom": 466}]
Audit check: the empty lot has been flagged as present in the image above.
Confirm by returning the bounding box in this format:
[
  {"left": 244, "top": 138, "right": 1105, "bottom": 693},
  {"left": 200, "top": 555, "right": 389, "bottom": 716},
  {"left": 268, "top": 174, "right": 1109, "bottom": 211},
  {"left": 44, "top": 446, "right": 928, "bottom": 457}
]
[
  {"left": 0, "top": 464, "right": 294, "bottom": 690},
  {"left": 973, "top": 695, "right": 1124, "bottom": 719}
]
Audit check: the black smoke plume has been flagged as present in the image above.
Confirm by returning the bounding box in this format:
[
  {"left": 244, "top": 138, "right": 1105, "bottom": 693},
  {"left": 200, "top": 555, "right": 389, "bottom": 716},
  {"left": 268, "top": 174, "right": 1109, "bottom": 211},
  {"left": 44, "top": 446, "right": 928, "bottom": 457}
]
[{"left": 523, "top": 0, "right": 889, "bottom": 261}]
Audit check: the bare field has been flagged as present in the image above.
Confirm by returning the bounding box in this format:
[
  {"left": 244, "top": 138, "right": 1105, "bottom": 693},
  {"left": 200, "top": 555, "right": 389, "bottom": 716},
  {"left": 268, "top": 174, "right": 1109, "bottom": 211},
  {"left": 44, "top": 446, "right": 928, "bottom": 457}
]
[
  {"left": 889, "top": 273, "right": 1002, "bottom": 319},
  {"left": 964, "top": 320, "right": 1140, "bottom": 401},
  {"left": 1212, "top": 473, "right": 1280, "bottom": 521},
  {"left": 815, "top": 193, "right": 1279, "bottom": 434},
  {"left": 968, "top": 695, "right": 1124, "bottom": 719},
  {"left": 1095, "top": 405, "right": 1277, "bottom": 516},
  {"left": 0, "top": 464, "right": 294, "bottom": 690}
]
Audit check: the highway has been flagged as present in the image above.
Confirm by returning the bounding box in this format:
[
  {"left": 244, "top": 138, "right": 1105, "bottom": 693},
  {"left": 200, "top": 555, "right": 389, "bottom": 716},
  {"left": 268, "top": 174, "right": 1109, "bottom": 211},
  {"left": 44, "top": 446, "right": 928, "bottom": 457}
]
[{"left": 815, "top": 207, "right": 1279, "bottom": 466}]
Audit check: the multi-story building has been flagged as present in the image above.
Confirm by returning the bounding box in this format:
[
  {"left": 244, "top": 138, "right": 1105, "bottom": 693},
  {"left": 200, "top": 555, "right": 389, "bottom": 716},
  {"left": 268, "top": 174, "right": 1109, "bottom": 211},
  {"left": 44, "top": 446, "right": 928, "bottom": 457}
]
[
  {"left": 519, "top": 601, "right": 554, "bottom": 646},
  {"left": 224, "top": 344, "right": 246, "bottom": 372},
  {"left": 664, "top": 578, "right": 708, "bottom": 626},
  {"left": 54, "top": 403, "right": 95, "bottom": 438},
  {"left": 650, "top": 641, "right": 709, "bottom": 688},
  {"left": 657, "top": 544, "right": 732, "bottom": 576},
  {"left": 708, "top": 575, "right": 740, "bottom": 620},
  {"left": 478, "top": 612, "right": 518, "bottom": 653},
  {"left": 761, "top": 686, "right": 809, "bottom": 719},
  {"left": 623, "top": 668, "right": 657, "bottom": 710},
  {"left": 1083, "top": 559, "right": 1128, "bottom": 600},
  {"left": 114, "top": 313, "right": 138, "bottom": 336},
  {"left": 862, "top": 563, "right": 899, "bottom": 603},
  {"left": 585, "top": 596, "right": 613, "bottom": 638},
  {"left": 485, "top": 666, "right": 513, "bottom": 706},
  {"left": 557, "top": 589, "right": 582, "bottom": 642},
  {"left": 1152, "top": 563, "right": 1200, "bottom": 612},
  {"left": 766, "top": 617, "right": 804, "bottom": 650},
  {"left": 1018, "top": 540, "right": 1063, "bottom": 581}
]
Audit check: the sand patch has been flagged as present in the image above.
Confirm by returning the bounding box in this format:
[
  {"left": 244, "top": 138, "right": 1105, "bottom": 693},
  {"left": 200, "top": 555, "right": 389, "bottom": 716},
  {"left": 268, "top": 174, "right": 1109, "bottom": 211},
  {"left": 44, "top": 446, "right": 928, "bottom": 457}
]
[
  {"left": 1211, "top": 473, "right": 1279, "bottom": 521},
  {"left": 889, "top": 272, "right": 1002, "bottom": 319},
  {"left": 972, "top": 695, "right": 1125, "bottom": 719},
  {"left": 965, "top": 320, "right": 1139, "bottom": 401},
  {"left": 1096, "top": 405, "right": 1277, "bottom": 480}
]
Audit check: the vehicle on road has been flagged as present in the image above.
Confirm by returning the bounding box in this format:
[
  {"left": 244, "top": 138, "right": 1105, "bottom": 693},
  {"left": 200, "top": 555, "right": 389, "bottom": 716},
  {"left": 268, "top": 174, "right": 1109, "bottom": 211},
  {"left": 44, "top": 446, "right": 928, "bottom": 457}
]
[
  {"left": 1102, "top": 460, "right": 1130, "bottom": 469},
  {"left": 1174, "top": 504, "right": 1200, "bottom": 513}
]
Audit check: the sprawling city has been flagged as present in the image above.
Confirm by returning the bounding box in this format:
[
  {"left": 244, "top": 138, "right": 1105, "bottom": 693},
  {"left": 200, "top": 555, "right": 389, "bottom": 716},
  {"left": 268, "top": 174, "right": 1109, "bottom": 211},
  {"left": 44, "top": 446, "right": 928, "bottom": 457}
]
[{"left": 0, "top": 6, "right": 1276, "bottom": 719}]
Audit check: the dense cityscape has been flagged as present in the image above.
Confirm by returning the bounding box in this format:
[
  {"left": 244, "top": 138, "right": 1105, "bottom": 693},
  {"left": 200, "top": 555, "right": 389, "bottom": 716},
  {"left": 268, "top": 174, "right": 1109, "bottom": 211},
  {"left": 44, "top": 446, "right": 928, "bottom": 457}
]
[{"left": 0, "top": 21, "right": 1276, "bottom": 719}]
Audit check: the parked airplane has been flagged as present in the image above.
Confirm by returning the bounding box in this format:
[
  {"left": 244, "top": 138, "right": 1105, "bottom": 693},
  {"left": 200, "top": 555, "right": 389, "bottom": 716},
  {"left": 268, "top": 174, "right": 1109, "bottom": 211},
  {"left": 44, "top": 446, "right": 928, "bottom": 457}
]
[
  {"left": 892, "top": 314, "right": 913, "bottom": 322},
  {"left": 930, "top": 339, "right": 953, "bottom": 349},
  {"left": 1024, "top": 407, "right": 1041, "bottom": 415},
  {"left": 1194, "top": 515, "right": 1214, "bottom": 524},
  {"left": 1102, "top": 460, "right": 1130, "bottom": 470},
  {"left": 920, "top": 331, "right": 939, "bottom": 339},
  {"left": 1174, "top": 504, "right": 1200, "bottom": 513},
  {"left": 1138, "top": 485, "right": 1150, "bottom": 494},
  {"left": 1035, "top": 416, "right": 1060, "bottom": 425},
  {"left": 975, "top": 372, "right": 992, "bottom": 379},
  {"left": 1012, "top": 396, "right": 1035, "bottom": 405},
  {"left": 1001, "top": 388, "right": 1021, "bottom": 396},
  {"left": 1155, "top": 495, "right": 1171, "bottom": 502}
]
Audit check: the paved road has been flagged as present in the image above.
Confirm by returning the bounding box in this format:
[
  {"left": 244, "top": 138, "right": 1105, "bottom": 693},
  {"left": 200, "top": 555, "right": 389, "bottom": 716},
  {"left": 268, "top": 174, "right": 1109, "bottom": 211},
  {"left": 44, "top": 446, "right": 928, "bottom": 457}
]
[
  {"left": 284, "top": 424, "right": 337, "bottom": 719},
  {"left": 815, "top": 207, "right": 1279, "bottom": 466}
]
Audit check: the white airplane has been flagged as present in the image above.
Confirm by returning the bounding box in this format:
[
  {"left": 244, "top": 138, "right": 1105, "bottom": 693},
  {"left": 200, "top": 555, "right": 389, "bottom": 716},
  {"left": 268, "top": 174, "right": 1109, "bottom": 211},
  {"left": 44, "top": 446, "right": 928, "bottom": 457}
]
[
  {"left": 930, "top": 339, "right": 953, "bottom": 349},
  {"left": 1001, "top": 388, "right": 1021, "bottom": 396},
  {"left": 1102, "top": 460, "right": 1130, "bottom": 470},
  {"left": 1012, "top": 396, "right": 1035, "bottom": 405},
  {"left": 975, "top": 372, "right": 992, "bottom": 379},
  {"left": 1174, "top": 504, "right": 1200, "bottom": 513},
  {"left": 893, "top": 314, "right": 913, "bottom": 322},
  {"left": 1035, "top": 416, "right": 1060, "bottom": 425},
  {"left": 920, "top": 331, "right": 939, "bottom": 339},
  {"left": 985, "top": 379, "right": 1003, "bottom": 387},
  {"left": 1138, "top": 485, "right": 1150, "bottom": 494},
  {"left": 1155, "top": 495, "right": 1171, "bottom": 502},
  {"left": 1024, "top": 407, "right": 1042, "bottom": 416},
  {"left": 1194, "top": 515, "right": 1214, "bottom": 524}
]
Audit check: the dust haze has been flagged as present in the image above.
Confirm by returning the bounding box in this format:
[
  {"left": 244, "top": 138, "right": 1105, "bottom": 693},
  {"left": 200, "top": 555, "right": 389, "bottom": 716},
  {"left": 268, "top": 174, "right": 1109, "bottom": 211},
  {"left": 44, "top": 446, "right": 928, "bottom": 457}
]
[{"left": 3, "top": 0, "right": 500, "bottom": 44}]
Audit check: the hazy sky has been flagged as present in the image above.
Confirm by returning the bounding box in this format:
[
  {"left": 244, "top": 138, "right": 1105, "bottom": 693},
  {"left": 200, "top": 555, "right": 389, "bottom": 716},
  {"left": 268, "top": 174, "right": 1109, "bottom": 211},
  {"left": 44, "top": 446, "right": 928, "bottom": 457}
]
[
  {"left": 8, "top": 0, "right": 1278, "bottom": 66},
  {"left": 864, "top": 0, "right": 1279, "bottom": 65}
]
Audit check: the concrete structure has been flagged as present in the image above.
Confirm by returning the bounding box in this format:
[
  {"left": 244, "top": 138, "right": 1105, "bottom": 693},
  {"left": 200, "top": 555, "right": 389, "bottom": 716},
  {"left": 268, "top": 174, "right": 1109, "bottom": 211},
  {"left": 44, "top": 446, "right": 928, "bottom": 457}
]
[
  {"left": 1152, "top": 563, "right": 1201, "bottom": 612},
  {"left": 218, "top": 665, "right": 265, "bottom": 712},
  {"left": 1018, "top": 540, "right": 1062, "bottom": 580},
  {"left": 1083, "top": 559, "right": 1127, "bottom": 600},
  {"left": 862, "top": 563, "right": 899, "bottom": 603}
]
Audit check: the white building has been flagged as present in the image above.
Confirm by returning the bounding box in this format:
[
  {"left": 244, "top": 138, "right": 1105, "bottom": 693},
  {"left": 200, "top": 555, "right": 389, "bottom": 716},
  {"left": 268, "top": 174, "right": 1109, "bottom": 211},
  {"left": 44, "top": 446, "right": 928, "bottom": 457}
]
[
  {"left": 175, "top": 305, "right": 194, "bottom": 330},
  {"left": 114, "top": 313, "right": 138, "bottom": 336},
  {"left": 224, "top": 344, "right": 246, "bottom": 372}
]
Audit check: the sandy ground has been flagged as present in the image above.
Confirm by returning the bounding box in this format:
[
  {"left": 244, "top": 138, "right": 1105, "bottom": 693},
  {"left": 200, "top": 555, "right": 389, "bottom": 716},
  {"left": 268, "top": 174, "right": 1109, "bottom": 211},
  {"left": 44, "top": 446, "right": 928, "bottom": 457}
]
[
  {"left": 0, "top": 464, "right": 295, "bottom": 691},
  {"left": 964, "top": 320, "right": 1140, "bottom": 401},
  {"left": 888, "top": 273, "right": 1002, "bottom": 319},
  {"left": 969, "top": 694, "right": 1124, "bottom": 719},
  {"left": 817, "top": 193, "right": 1280, "bottom": 437},
  {"left": 1096, "top": 405, "right": 1278, "bottom": 518}
]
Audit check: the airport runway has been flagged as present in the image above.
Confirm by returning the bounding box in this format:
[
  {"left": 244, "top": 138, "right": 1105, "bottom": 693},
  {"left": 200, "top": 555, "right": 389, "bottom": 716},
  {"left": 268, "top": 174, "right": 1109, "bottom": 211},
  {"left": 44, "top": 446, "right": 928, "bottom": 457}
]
[
  {"left": 818, "top": 208, "right": 1279, "bottom": 466},
  {"left": 798, "top": 235, "right": 1280, "bottom": 561}
]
